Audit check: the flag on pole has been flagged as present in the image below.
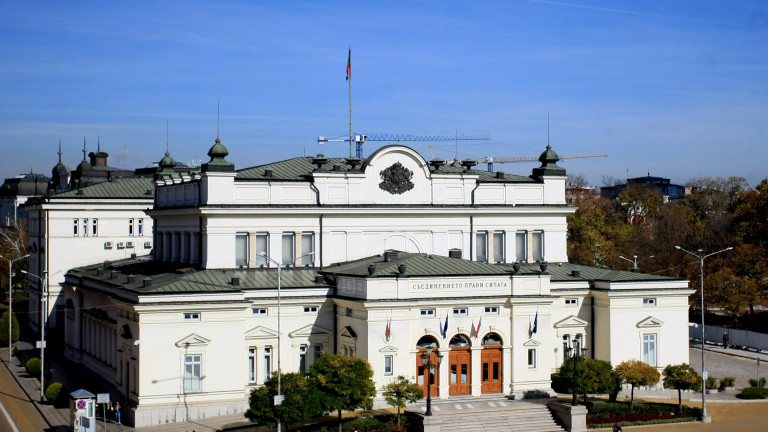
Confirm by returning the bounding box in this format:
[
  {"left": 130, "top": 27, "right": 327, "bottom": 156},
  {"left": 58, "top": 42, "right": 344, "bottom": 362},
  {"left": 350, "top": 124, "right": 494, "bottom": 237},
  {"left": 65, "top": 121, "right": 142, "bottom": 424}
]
[
  {"left": 528, "top": 318, "right": 532, "bottom": 338},
  {"left": 441, "top": 314, "right": 449, "bottom": 338},
  {"left": 385, "top": 314, "right": 391, "bottom": 341},
  {"left": 476, "top": 316, "right": 482, "bottom": 336},
  {"left": 470, "top": 320, "right": 477, "bottom": 338},
  {"left": 532, "top": 310, "right": 538, "bottom": 334},
  {"left": 346, "top": 48, "right": 351, "bottom": 81}
]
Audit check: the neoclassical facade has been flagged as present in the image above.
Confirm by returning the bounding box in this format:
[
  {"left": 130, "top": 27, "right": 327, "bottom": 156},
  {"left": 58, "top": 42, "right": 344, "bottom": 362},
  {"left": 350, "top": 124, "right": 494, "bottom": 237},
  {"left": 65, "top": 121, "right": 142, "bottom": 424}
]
[{"left": 58, "top": 139, "right": 692, "bottom": 427}]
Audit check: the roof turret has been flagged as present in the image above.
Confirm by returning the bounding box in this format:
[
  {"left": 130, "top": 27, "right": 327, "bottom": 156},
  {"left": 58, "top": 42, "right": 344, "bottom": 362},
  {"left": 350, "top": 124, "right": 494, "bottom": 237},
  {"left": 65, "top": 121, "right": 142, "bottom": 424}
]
[
  {"left": 201, "top": 137, "right": 234, "bottom": 172},
  {"left": 532, "top": 144, "right": 566, "bottom": 178}
]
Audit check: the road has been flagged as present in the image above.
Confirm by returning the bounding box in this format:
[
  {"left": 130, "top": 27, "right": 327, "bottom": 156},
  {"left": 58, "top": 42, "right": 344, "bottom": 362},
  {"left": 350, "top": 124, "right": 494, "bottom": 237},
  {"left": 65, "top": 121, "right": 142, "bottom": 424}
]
[{"left": 0, "top": 360, "right": 49, "bottom": 432}]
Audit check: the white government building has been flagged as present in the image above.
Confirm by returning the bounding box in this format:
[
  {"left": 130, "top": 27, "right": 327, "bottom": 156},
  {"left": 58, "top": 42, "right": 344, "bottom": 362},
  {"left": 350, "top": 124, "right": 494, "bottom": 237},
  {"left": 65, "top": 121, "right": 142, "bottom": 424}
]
[{"left": 50, "top": 139, "right": 692, "bottom": 427}]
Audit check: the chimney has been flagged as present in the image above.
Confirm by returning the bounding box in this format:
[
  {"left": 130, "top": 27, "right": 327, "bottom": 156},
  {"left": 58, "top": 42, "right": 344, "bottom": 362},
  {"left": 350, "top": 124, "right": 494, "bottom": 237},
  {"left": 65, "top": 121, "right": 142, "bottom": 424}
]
[
  {"left": 127, "top": 274, "right": 135, "bottom": 283},
  {"left": 448, "top": 249, "right": 462, "bottom": 259},
  {"left": 384, "top": 250, "right": 399, "bottom": 262},
  {"left": 143, "top": 278, "right": 152, "bottom": 287}
]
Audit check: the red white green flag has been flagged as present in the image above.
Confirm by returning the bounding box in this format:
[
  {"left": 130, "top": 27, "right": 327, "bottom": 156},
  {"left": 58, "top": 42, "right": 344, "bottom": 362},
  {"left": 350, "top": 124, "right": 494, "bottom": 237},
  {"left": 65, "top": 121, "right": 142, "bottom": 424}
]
[{"left": 346, "top": 48, "right": 351, "bottom": 81}]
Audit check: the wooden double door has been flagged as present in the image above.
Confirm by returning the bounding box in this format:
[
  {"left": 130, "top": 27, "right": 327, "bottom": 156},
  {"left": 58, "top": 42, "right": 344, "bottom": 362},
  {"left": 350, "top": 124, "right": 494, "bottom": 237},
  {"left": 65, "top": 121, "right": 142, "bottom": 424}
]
[
  {"left": 449, "top": 347, "right": 471, "bottom": 395},
  {"left": 481, "top": 346, "right": 502, "bottom": 393},
  {"left": 417, "top": 349, "right": 440, "bottom": 397}
]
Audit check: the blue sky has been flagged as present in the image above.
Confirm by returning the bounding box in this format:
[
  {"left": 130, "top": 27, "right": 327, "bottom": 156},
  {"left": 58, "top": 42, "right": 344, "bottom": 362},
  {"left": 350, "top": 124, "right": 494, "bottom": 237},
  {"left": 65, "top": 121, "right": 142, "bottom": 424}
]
[{"left": 1, "top": 0, "right": 767, "bottom": 187}]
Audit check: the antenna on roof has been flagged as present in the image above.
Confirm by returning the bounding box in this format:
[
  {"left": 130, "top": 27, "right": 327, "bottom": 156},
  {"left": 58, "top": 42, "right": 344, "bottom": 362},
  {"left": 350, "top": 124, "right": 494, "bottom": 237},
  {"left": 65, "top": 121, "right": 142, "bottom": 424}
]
[
  {"left": 547, "top": 112, "right": 551, "bottom": 150},
  {"left": 82, "top": 136, "right": 87, "bottom": 161},
  {"left": 58, "top": 139, "right": 63, "bottom": 163},
  {"left": 166, "top": 120, "right": 169, "bottom": 154},
  {"left": 217, "top": 100, "right": 220, "bottom": 139},
  {"left": 97, "top": 135, "right": 101, "bottom": 152}
]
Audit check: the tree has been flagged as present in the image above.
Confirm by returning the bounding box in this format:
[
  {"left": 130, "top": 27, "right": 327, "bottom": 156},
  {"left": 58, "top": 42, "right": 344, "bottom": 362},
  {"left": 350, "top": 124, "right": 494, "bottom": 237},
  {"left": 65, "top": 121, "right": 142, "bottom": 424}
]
[
  {"left": 244, "top": 372, "right": 320, "bottom": 431},
  {"left": 382, "top": 375, "right": 423, "bottom": 427},
  {"left": 0, "top": 222, "right": 29, "bottom": 292},
  {"left": 614, "top": 360, "right": 660, "bottom": 411},
  {"left": 0, "top": 310, "right": 20, "bottom": 344},
  {"left": 310, "top": 353, "right": 377, "bottom": 432},
  {"left": 552, "top": 357, "right": 615, "bottom": 404},
  {"left": 662, "top": 363, "right": 700, "bottom": 414}
]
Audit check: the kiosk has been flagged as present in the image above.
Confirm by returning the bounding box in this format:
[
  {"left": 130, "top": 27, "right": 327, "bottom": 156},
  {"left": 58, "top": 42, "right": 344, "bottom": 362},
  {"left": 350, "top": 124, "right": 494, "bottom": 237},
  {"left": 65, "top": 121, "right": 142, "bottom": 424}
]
[{"left": 69, "top": 389, "right": 96, "bottom": 432}]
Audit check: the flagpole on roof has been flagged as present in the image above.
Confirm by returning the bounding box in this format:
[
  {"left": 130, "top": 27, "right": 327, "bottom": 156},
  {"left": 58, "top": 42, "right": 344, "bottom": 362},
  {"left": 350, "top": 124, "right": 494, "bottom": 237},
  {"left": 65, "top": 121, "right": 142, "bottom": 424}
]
[{"left": 347, "top": 48, "right": 353, "bottom": 158}]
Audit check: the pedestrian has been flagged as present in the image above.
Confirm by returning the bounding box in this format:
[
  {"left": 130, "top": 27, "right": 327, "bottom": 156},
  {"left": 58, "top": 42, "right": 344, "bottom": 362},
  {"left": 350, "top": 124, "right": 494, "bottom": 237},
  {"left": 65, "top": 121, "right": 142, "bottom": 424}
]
[
  {"left": 613, "top": 423, "right": 623, "bottom": 432},
  {"left": 115, "top": 402, "right": 121, "bottom": 425},
  {"left": 723, "top": 332, "right": 729, "bottom": 349}
]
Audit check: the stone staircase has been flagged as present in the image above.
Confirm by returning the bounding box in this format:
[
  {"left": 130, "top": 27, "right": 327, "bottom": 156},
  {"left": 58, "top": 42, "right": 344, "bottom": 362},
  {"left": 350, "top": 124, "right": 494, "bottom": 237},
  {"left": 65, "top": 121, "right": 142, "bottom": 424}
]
[{"left": 406, "top": 395, "right": 565, "bottom": 432}]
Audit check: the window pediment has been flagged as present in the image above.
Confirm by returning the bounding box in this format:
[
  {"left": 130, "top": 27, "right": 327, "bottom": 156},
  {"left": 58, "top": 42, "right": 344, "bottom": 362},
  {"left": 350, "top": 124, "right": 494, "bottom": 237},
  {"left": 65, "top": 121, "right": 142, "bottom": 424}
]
[
  {"left": 523, "top": 339, "right": 541, "bottom": 347},
  {"left": 245, "top": 325, "right": 278, "bottom": 340},
  {"left": 339, "top": 326, "right": 357, "bottom": 339},
  {"left": 175, "top": 333, "right": 210, "bottom": 347},
  {"left": 379, "top": 345, "right": 399, "bottom": 353},
  {"left": 554, "top": 315, "right": 588, "bottom": 329},
  {"left": 636, "top": 316, "right": 664, "bottom": 328},
  {"left": 289, "top": 324, "right": 333, "bottom": 339}
]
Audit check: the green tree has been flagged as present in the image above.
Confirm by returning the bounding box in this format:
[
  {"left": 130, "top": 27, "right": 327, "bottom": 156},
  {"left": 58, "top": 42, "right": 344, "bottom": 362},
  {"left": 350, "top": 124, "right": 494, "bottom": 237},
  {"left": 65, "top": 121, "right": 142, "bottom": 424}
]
[
  {"left": 382, "top": 375, "right": 422, "bottom": 427},
  {"left": 244, "top": 372, "right": 320, "bottom": 431},
  {"left": 731, "top": 180, "right": 768, "bottom": 318},
  {"left": 662, "top": 363, "right": 700, "bottom": 414},
  {"left": 552, "top": 357, "right": 615, "bottom": 404},
  {"left": 310, "top": 353, "right": 377, "bottom": 432},
  {"left": 614, "top": 360, "right": 660, "bottom": 411},
  {"left": 0, "top": 310, "right": 20, "bottom": 344}
]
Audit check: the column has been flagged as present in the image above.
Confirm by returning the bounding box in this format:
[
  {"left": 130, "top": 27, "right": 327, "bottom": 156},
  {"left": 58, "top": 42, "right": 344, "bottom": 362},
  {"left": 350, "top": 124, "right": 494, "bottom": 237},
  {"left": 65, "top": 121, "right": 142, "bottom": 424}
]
[
  {"left": 438, "top": 348, "right": 449, "bottom": 399},
  {"left": 503, "top": 345, "right": 513, "bottom": 395},
  {"left": 471, "top": 345, "right": 482, "bottom": 395}
]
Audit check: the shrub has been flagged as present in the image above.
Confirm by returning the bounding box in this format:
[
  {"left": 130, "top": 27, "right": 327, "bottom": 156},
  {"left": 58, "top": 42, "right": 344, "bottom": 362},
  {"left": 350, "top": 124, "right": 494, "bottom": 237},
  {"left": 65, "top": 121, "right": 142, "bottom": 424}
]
[
  {"left": 588, "top": 402, "right": 700, "bottom": 419},
  {"left": 705, "top": 376, "right": 717, "bottom": 390},
  {"left": 25, "top": 357, "right": 42, "bottom": 376},
  {"left": 748, "top": 377, "right": 767, "bottom": 388},
  {"left": 739, "top": 387, "right": 768, "bottom": 399},
  {"left": 720, "top": 377, "right": 735, "bottom": 388},
  {"left": 45, "top": 382, "right": 69, "bottom": 406}
]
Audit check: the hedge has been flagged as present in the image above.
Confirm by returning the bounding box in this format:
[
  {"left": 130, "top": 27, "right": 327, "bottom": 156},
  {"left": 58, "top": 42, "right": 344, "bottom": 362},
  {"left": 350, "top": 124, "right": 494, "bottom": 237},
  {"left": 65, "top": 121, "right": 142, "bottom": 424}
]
[{"left": 25, "top": 357, "right": 42, "bottom": 376}]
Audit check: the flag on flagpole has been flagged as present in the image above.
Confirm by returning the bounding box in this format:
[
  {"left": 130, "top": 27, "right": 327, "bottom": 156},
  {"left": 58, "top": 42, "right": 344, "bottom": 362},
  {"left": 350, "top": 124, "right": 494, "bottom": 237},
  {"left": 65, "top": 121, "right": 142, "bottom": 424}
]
[
  {"left": 385, "top": 315, "right": 391, "bottom": 341},
  {"left": 442, "top": 314, "right": 449, "bottom": 338},
  {"left": 470, "top": 320, "right": 477, "bottom": 338},
  {"left": 476, "top": 316, "right": 482, "bottom": 336},
  {"left": 528, "top": 317, "right": 532, "bottom": 338},
  {"left": 346, "top": 48, "right": 351, "bottom": 81},
  {"left": 532, "top": 310, "right": 538, "bottom": 334}
]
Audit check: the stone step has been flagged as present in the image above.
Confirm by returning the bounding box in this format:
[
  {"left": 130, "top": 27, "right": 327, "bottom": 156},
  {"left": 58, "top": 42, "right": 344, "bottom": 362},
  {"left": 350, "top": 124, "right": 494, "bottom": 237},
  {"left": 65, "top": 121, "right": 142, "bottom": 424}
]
[{"left": 409, "top": 398, "right": 565, "bottom": 432}]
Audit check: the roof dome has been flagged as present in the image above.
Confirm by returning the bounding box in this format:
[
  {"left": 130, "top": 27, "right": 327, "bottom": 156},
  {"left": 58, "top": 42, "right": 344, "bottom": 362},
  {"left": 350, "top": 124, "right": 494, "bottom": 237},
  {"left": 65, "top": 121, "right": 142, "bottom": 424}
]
[
  {"left": 532, "top": 144, "right": 566, "bottom": 178},
  {"left": 160, "top": 151, "right": 176, "bottom": 169},
  {"left": 202, "top": 137, "right": 234, "bottom": 172}
]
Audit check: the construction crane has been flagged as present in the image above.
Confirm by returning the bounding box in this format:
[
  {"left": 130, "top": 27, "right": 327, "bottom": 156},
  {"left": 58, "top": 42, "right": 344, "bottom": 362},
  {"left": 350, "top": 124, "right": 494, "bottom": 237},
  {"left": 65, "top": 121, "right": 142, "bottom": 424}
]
[
  {"left": 318, "top": 133, "right": 490, "bottom": 158},
  {"left": 477, "top": 153, "right": 607, "bottom": 172}
]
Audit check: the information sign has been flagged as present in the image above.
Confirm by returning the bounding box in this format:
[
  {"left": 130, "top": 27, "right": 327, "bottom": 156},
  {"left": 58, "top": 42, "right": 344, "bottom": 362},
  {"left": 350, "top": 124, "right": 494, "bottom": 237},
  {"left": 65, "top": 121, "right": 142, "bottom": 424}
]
[
  {"left": 97, "top": 393, "right": 110, "bottom": 404},
  {"left": 274, "top": 395, "right": 285, "bottom": 405}
]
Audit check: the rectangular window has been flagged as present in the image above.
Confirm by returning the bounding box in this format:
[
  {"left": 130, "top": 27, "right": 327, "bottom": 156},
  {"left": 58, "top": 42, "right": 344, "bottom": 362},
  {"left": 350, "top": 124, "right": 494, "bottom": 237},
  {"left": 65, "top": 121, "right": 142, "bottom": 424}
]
[
  {"left": 301, "top": 232, "right": 315, "bottom": 266},
  {"left": 248, "top": 347, "right": 257, "bottom": 383},
  {"left": 128, "top": 218, "right": 134, "bottom": 236},
  {"left": 384, "top": 355, "right": 393, "bottom": 375},
  {"left": 643, "top": 298, "right": 656, "bottom": 306},
  {"left": 138, "top": 218, "right": 143, "bottom": 236},
  {"left": 484, "top": 306, "right": 499, "bottom": 314},
  {"left": 643, "top": 333, "right": 657, "bottom": 367},
  {"left": 532, "top": 231, "right": 544, "bottom": 261},
  {"left": 255, "top": 233, "right": 269, "bottom": 267},
  {"left": 420, "top": 309, "right": 435, "bottom": 317},
  {"left": 299, "top": 345, "right": 307, "bottom": 374},
  {"left": 184, "top": 354, "right": 202, "bottom": 392},
  {"left": 493, "top": 231, "right": 505, "bottom": 263},
  {"left": 282, "top": 232, "right": 295, "bottom": 265},
  {"left": 314, "top": 345, "right": 323, "bottom": 363},
  {"left": 91, "top": 219, "right": 98, "bottom": 236},
  {"left": 73, "top": 219, "right": 79, "bottom": 236},
  {"left": 82, "top": 219, "right": 88, "bottom": 236},
  {"left": 303, "top": 306, "right": 318, "bottom": 314},
  {"left": 252, "top": 308, "right": 267, "bottom": 315},
  {"left": 183, "top": 312, "right": 200, "bottom": 321},
  {"left": 565, "top": 298, "right": 578, "bottom": 306},
  {"left": 528, "top": 349, "right": 537, "bottom": 368},
  {"left": 475, "top": 231, "right": 488, "bottom": 263},
  {"left": 235, "top": 233, "right": 249, "bottom": 268},
  {"left": 452, "top": 307, "right": 467, "bottom": 317},
  {"left": 264, "top": 347, "right": 272, "bottom": 380},
  {"left": 515, "top": 231, "right": 526, "bottom": 262}
]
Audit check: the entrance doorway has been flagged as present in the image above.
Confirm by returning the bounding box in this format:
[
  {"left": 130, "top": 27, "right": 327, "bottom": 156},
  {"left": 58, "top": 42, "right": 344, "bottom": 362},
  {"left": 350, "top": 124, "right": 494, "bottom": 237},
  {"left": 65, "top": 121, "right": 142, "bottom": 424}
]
[
  {"left": 481, "top": 333, "right": 503, "bottom": 393},
  {"left": 416, "top": 336, "right": 440, "bottom": 397},
  {"left": 449, "top": 334, "right": 471, "bottom": 395}
]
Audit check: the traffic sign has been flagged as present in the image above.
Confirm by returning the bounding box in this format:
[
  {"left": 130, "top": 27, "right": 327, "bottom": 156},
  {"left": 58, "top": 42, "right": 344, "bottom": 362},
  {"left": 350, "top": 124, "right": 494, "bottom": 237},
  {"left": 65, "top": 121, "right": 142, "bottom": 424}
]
[{"left": 76, "top": 399, "right": 87, "bottom": 410}]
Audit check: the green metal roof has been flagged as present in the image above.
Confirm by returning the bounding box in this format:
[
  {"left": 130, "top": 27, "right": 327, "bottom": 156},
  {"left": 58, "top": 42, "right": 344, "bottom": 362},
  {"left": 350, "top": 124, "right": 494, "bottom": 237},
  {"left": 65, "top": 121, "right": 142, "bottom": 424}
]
[
  {"left": 322, "top": 252, "right": 515, "bottom": 278},
  {"left": 51, "top": 177, "right": 155, "bottom": 199}
]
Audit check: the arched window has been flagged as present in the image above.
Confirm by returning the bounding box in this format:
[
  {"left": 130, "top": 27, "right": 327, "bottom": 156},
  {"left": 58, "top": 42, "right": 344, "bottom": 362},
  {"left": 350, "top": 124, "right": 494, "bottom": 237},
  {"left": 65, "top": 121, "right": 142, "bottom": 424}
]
[
  {"left": 449, "top": 334, "right": 471, "bottom": 347},
  {"left": 482, "top": 333, "right": 502, "bottom": 346}
]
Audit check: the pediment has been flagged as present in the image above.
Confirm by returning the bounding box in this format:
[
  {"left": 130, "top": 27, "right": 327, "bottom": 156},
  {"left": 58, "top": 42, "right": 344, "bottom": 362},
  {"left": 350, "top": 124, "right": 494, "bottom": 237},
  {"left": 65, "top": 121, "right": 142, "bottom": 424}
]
[
  {"left": 636, "top": 316, "right": 664, "bottom": 328},
  {"left": 554, "top": 315, "right": 589, "bottom": 329},
  {"left": 339, "top": 326, "right": 357, "bottom": 339},
  {"left": 379, "top": 345, "right": 399, "bottom": 353},
  {"left": 175, "top": 333, "right": 210, "bottom": 347},
  {"left": 245, "top": 325, "right": 278, "bottom": 340},
  {"left": 289, "top": 324, "right": 333, "bottom": 338},
  {"left": 523, "top": 339, "right": 541, "bottom": 347}
]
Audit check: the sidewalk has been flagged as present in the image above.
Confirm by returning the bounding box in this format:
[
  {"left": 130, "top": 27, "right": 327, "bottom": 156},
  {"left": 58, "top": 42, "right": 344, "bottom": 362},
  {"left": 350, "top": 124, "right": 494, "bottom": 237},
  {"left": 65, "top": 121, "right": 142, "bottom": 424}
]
[{"left": 0, "top": 344, "right": 253, "bottom": 432}]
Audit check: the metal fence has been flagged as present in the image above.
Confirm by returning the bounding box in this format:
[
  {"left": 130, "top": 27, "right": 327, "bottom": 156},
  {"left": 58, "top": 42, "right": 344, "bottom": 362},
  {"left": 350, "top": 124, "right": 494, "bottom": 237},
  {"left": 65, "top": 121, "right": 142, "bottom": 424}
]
[{"left": 690, "top": 324, "right": 768, "bottom": 352}]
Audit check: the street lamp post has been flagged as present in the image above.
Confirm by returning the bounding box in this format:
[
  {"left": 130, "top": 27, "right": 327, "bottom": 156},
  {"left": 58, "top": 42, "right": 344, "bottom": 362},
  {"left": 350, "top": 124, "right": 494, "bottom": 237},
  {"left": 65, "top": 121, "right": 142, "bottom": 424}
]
[
  {"left": 259, "top": 251, "right": 314, "bottom": 432},
  {"left": 618, "top": 254, "right": 653, "bottom": 272},
  {"left": 0, "top": 253, "right": 29, "bottom": 362},
  {"left": 563, "top": 338, "right": 588, "bottom": 405},
  {"left": 21, "top": 269, "right": 61, "bottom": 400},
  {"left": 419, "top": 346, "right": 443, "bottom": 416},
  {"left": 675, "top": 245, "right": 732, "bottom": 423}
]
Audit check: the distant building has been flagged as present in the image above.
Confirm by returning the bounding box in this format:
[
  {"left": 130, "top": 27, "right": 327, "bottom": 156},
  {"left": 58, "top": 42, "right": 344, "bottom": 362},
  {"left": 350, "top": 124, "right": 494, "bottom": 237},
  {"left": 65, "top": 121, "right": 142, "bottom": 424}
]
[
  {"left": 0, "top": 172, "right": 49, "bottom": 227},
  {"left": 600, "top": 175, "right": 688, "bottom": 202}
]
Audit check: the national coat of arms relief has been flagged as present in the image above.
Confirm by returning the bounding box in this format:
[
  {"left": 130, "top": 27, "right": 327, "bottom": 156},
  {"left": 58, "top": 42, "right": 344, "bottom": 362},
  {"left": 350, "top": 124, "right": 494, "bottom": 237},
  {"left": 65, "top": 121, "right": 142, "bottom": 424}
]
[{"left": 379, "top": 162, "right": 415, "bottom": 195}]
